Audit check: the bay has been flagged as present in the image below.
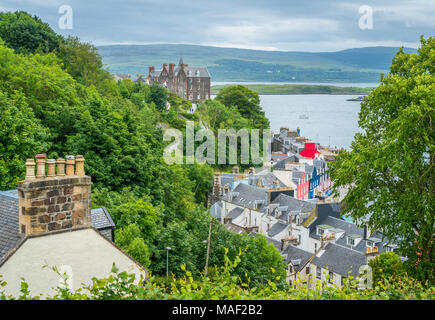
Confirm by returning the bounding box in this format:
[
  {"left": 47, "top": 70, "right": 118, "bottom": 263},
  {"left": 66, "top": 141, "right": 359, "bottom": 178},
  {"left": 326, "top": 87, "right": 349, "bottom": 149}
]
[{"left": 260, "top": 94, "right": 363, "bottom": 150}]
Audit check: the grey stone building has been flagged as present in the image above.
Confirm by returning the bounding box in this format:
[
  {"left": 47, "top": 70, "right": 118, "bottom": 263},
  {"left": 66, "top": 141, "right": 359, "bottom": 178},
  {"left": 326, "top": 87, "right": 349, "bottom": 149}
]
[{"left": 146, "top": 58, "right": 211, "bottom": 103}]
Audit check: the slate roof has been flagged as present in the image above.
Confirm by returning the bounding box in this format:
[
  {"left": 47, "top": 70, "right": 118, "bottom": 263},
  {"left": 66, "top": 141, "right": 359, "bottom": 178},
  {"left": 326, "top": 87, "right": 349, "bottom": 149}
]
[
  {"left": 311, "top": 243, "right": 366, "bottom": 278},
  {"left": 309, "top": 204, "right": 391, "bottom": 254},
  {"left": 271, "top": 153, "right": 290, "bottom": 162},
  {"left": 228, "top": 207, "right": 243, "bottom": 220},
  {"left": 273, "top": 155, "right": 301, "bottom": 169},
  {"left": 265, "top": 236, "right": 282, "bottom": 250},
  {"left": 0, "top": 190, "right": 115, "bottom": 263},
  {"left": 267, "top": 221, "right": 287, "bottom": 237},
  {"left": 210, "top": 201, "right": 222, "bottom": 219},
  {"left": 222, "top": 183, "right": 267, "bottom": 209},
  {"left": 90, "top": 207, "right": 115, "bottom": 230},
  {"left": 265, "top": 193, "right": 316, "bottom": 218},
  {"left": 0, "top": 192, "right": 23, "bottom": 264},
  {"left": 255, "top": 172, "right": 287, "bottom": 188},
  {"left": 283, "top": 245, "right": 313, "bottom": 271}
]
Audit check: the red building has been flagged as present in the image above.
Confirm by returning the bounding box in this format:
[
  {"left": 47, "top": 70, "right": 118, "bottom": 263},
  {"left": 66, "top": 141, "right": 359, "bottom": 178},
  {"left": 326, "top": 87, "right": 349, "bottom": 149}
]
[{"left": 299, "top": 142, "right": 320, "bottom": 159}]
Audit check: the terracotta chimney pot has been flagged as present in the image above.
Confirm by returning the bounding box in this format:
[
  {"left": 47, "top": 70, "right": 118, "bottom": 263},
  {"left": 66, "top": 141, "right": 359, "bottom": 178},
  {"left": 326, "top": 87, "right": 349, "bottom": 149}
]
[
  {"left": 66, "top": 155, "right": 75, "bottom": 176},
  {"left": 56, "top": 158, "right": 65, "bottom": 176},
  {"left": 46, "top": 159, "right": 56, "bottom": 177},
  {"left": 75, "top": 155, "right": 85, "bottom": 176}
]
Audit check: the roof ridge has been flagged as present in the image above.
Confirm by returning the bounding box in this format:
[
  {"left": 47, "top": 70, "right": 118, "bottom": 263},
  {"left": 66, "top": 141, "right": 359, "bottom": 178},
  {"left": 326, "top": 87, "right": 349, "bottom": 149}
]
[{"left": 329, "top": 242, "right": 365, "bottom": 255}]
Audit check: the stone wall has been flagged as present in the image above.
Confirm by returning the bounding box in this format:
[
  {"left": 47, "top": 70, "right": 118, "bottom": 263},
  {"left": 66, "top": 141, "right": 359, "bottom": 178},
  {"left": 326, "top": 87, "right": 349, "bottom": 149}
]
[{"left": 18, "top": 176, "right": 92, "bottom": 236}]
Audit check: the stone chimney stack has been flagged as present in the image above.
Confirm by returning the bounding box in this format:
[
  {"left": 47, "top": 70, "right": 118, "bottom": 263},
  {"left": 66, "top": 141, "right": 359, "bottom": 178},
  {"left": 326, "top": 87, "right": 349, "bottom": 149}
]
[
  {"left": 18, "top": 154, "right": 92, "bottom": 236},
  {"left": 212, "top": 173, "right": 222, "bottom": 197},
  {"left": 232, "top": 166, "right": 239, "bottom": 174}
]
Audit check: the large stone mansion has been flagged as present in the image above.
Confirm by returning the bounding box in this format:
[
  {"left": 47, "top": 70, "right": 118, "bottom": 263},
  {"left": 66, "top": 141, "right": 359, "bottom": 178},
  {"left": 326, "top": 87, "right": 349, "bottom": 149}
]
[{"left": 146, "top": 58, "right": 211, "bottom": 103}]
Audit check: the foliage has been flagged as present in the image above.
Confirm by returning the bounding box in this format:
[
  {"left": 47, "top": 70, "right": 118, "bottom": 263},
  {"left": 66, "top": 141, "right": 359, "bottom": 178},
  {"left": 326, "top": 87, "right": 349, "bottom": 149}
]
[
  {"left": 369, "top": 252, "right": 405, "bottom": 285},
  {"left": 0, "top": 90, "right": 50, "bottom": 189},
  {"left": 329, "top": 37, "right": 435, "bottom": 285},
  {"left": 0, "top": 11, "right": 61, "bottom": 54},
  {"left": 116, "top": 224, "right": 152, "bottom": 268},
  {"left": 0, "top": 254, "right": 433, "bottom": 300},
  {"left": 58, "top": 36, "right": 112, "bottom": 90},
  {"left": 149, "top": 82, "right": 168, "bottom": 112},
  {"left": 211, "top": 84, "right": 374, "bottom": 95},
  {"left": 215, "top": 85, "right": 270, "bottom": 129}
]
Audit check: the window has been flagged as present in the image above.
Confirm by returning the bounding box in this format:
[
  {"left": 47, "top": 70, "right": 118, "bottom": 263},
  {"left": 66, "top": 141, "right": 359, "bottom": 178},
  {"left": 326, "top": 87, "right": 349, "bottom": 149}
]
[
  {"left": 314, "top": 243, "right": 317, "bottom": 251},
  {"left": 289, "top": 266, "right": 293, "bottom": 273},
  {"left": 316, "top": 227, "right": 324, "bottom": 236},
  {"left": 316, "top": 266, "right": 321, "bottom": 279},
  {"left": 328, "top": 271, "right": 334, "bottom": 283},
  {"left": 341, "top": 276, "right": 346, "bottom": 286},
  {"left": 306, "top": 267, "right": 310, "bottom": 275},
  {"left": 298, "top": 234, "right": 301, "bottom": 244},
  {"left": 347, "top": 237, "right": 355, "bottom": 246},
  {"left": 366, "top": 240, "right": 374, "bottom": 247}
]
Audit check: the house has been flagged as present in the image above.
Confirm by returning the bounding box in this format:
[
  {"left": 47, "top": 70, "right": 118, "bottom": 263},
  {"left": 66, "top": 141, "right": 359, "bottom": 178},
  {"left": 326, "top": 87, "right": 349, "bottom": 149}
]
[
  {"left": 0, "top": 154, "right": 146, "bottom": 296},
  {"left": 146, "top": 58, "right": 211, "bottom": 103}
]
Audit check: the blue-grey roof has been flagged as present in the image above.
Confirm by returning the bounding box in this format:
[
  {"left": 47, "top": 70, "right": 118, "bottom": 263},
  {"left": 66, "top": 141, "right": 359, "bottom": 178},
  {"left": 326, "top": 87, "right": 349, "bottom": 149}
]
[
  {"left": 228, "top": 207, "right": 243, "bottom": 220},
  {"left": 265, "top": 194, "right": 316, "bottom": 221},
  {"left": 0, "top": 192, "right": 23, "bottom": 264},
  {"left": 222, "top": 183, "right": 267, "bottom": 209},
  {"left": 283, "top": 245, "right": 313, "bottom": 271},
  {"left": 273, "top": 155, "right": 300, "bottom": 169},
  {"left": 90, "top": 207, "right": 115, "bottom": 230},
  {"left": 311, "top": 243, "right": 367, "bottom": 278},
  {"left": 0, "top": 190, "right": 115, "bottom": 263},
  {"left": 309, "top": 203, "right": 391, "bottom": 254},
  {"left": 210, "top": 201, "right": 222, "bottom": 219},
  {"left": 255, "top": 172, "right": 286, "bottom": 188},
  {"left": 267, "top": 221, "right": 288, "bottom": 237}
]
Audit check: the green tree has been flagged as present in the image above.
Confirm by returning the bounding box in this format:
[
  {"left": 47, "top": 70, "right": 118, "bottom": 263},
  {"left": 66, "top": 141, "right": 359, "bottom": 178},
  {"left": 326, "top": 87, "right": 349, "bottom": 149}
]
[
  {"left": 329, "top": 37, "right": 435, "bottom": 284},
  {"left": 215, "top": 85, "right": 270, "bottom": 129},
  {"left": 0, "top": 90, "right": 50, "bottom": 189},
  {"left": 148, "top": 82, "right": 168, "bottom": 112},
  {"left": 369, "top": 252, "right": 405, "bottom": 285},
  {"left": 0, "top": 11, "right": 61, "bottom": 54},
  {"left": 58, "top": 36, "right": 112, "bottom": 89},
  {"left": 116, "top": 224, "right": 151, "bottom": 268}
]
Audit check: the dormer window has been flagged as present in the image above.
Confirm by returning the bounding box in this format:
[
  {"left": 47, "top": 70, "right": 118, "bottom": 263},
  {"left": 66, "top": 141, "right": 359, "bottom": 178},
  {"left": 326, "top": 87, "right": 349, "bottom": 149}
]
[
  {"left": 316, "top": 227, "right": 324, "bottom": 236},
  {"left": 347, "top": 237, "right": 355, "bottom": 246},
  {"left": 366, "top": 240, "right": 374, "bottom": 248}
]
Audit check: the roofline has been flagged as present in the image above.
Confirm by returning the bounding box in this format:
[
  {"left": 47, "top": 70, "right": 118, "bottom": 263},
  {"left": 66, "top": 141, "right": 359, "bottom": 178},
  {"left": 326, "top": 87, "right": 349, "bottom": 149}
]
[{"left": 0, "top": 227, "right": 147, "bottom": 274}]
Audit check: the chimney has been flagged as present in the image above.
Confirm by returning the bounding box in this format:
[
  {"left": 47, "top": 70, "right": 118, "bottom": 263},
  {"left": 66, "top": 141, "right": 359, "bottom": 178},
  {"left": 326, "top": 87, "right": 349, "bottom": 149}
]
[
  {"left": 18, "top": 154, "right": 92, "bottom": 236},
  {"left": 169, "top": 63, "right": 175, "bottom": 76},
  {"left": 232, "top": 166, "right": 239, "bottom": 174},
  {"left": 248, "top": 167, "right": 255, "bottom": 175},
  {"left": 223, "top": 183, "right": 230, "bottom": 195},
  {"left": 213, "top": 173, "right": 222, "bottom": 197},
  {"left": 148, "top": 66, "right": 155, "bottom": 75}
]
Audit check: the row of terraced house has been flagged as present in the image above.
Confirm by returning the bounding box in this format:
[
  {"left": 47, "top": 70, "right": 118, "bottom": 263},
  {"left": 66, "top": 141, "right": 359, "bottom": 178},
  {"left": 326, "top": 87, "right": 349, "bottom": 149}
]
[{"left": 209, "top": 127, "right": 399, "bottom": 288}]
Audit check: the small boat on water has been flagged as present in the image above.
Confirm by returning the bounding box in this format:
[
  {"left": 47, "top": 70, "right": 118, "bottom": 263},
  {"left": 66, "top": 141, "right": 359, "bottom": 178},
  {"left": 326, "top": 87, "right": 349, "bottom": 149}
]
[{"left": 299, "top": 114, "right": 309, "bottom": 119}]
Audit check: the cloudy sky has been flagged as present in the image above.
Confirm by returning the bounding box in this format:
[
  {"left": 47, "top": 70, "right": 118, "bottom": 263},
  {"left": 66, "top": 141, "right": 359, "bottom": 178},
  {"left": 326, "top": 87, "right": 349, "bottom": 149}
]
[{"left": 1, "top": 0, "right": 434, "bottom": 51}]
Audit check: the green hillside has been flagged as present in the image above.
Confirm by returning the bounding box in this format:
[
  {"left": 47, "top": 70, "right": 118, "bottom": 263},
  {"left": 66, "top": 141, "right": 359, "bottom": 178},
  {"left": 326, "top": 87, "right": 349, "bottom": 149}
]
[
  {"left": 211, "top": 84, "right": 374, "bottom": 95},
  {"left": 97, "top": 44, "right": 417, "bottom": 83}
]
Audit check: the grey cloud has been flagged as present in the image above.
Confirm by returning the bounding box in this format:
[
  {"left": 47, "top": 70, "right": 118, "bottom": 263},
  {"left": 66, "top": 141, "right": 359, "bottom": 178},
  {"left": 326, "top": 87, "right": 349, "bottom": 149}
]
[{"left": 1, "top": 0, "right": 433, "bottom": 51}]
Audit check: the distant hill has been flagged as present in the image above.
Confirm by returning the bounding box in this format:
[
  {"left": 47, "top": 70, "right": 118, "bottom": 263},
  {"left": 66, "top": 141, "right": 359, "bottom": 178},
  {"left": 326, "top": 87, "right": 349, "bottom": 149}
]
[{"left": 97, "top": 44, "right": 418, "bottom": 83}]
